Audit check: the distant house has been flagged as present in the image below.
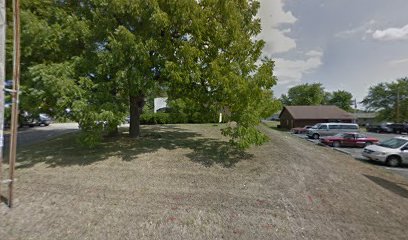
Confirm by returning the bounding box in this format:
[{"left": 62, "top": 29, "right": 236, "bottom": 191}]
[
  {"left": 154, "top": 98, "right": 168, "bottom": 113},
  {"left": 279, "top": 105, "right": 355, "bottom": 129}
]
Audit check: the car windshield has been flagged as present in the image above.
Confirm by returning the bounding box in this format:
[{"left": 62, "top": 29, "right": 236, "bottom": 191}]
[
  {"left": 357, "top": 134, "right": 367, "bottom": 138},
  {"left": 378, "top": 138, "right": 408, "bottom": 149},
  {"left": 311, "top": 124, "right": 320, "bottom": 129},
  {"left": 333, "top": 133, "right": 346, "bottom": 137}
]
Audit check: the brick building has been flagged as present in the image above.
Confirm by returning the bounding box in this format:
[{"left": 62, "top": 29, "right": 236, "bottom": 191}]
[{"left": 279, "top": 105, "right": 355, "bottom": 129}]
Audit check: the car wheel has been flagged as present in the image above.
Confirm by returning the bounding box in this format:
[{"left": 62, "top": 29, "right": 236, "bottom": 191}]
[
  {"left": 332, "top": 141, "right": 341, "bottom": 148},
  {"left": 386, "top": 156, "right": 401, "bottom": 167},
  {"left": 312, "top": 133, "right": 319, "bottom": 139}
]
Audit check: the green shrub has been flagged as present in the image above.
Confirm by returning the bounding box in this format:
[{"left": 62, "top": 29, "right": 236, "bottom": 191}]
[
  {"left": 222, "top": 125, "right": 269, "bottom": 149},
  {"left": 140, "top": 111, "right": 222, "bottom": 125},
  {"left": 140, "top": 112, "right": 171, "bottom": 124}
]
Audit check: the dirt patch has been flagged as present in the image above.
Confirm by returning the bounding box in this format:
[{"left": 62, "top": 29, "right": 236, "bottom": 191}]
[{"left": 1, "top": 124, "right": 408, "bottom": 239}]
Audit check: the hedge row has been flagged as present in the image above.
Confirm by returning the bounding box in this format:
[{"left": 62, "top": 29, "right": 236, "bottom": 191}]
[{"left": 140, "top": 112, "right": 218, "bottom": 124}]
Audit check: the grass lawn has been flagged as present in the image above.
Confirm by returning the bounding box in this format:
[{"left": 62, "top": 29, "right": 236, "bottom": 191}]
[
  {"left": 262, "top": 120, "right": 279, "bottom": 129},
  {"left": 1, "top": 123, "right": 408, "bottom": 239},
  {"left": 15, "top": 124, "right": 247, "bottom": 168}
]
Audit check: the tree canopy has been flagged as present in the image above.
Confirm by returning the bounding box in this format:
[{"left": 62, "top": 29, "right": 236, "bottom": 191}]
[
  {"left": 362, "top": 78, "right": 408, "bottom": 122},
  {"left": 280, "top": 83, "right": 353, "bottom": 112},
  {"left": 327, "top": 90, "right": 353, "bottom": 112},
  {"left": 280, "top": 83, "right": 326, "bottom": 106},
  {"left": 11, "top": 0, "right": 280, "bottom": 148}
]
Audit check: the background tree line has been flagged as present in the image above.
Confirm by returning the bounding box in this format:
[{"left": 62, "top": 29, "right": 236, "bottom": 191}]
[
  {"left": 362, "top": 77, "right": 408, "bottom": 123},
  {"left": 280, "top": 83, "right": 354, "bottom": 112},
  {"left": 280, "top": 78, "right": 408, "bottom": 123}
]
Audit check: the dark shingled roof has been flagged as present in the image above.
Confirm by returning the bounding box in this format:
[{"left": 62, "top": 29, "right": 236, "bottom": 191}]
[{"left": 280, "top": 105, "right": 355, "bottom": 120}]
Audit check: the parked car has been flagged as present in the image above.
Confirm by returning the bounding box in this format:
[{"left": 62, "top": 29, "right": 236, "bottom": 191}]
[
  {"left": 320, "top": 132, "right": 379, "bottom": 148},
  {"left": 19, "top": 112, "right": 52, "bottom": 128},
  {"left": 388, "top": 123, "right": 408, "bottom": 134},
  {"left": 366, "top": 123, "right": 393, "bottom": 133},
  {"left": 291, "top": 125, "right": 313, "bottom": 134},
  {"left": 38, "top": 113, "right": 52, "bottom": 126},
  {"left": 306, "top": 123, "right": 359, "bottom": 139},
  {"left": 19, "top": 114, "right": 38, "bottom": 128},
  {"left": 363, "top": 136, "right": 408, "bottom": 167}
]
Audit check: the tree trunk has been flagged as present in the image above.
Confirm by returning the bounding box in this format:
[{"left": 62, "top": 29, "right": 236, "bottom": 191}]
[{"left": 129, "top": 95, "right": 144, "bottom": 138}]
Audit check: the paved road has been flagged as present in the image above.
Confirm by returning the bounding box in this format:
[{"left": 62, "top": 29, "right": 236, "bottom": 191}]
[
  {"left": 293, "top": 132, "right": 408, "bottom": 180},
  {"left": 3, "top": 123, "right": 79, "bottom": 151}
]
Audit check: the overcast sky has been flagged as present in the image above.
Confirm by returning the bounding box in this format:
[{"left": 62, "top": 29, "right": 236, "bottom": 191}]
[{"left": 258, "top": 0, "right": 408, "bottom": 105}]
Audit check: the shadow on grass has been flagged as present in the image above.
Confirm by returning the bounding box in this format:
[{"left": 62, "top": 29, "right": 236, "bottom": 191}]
[
  {"left": 364, "top": 174, "right": 408, "bottom": 199},
  {"left": 15, "top": 125, "right": 252, "bottom": 169},
  {"left": 0, "top": 195, "right": 8, "bottom": 205}
]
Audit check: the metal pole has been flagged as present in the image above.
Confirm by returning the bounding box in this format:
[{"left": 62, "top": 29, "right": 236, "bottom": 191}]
[
  {"left": 0, "top": 0, "right": 6, "bottom": 202},
  {"left": 396, "top": 89, "right": 400, "bottom": 123},
  {"left": 8, "top": 0, "right": 20, "bottom": 208},
  {"left": 354, "top": 99, "right": 357, "bottom": 124}
]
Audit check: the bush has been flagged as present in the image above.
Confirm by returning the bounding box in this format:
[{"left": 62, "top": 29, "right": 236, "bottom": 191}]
[
  {"left": 169, "top": 112, "right": 189, "bottom": 124},
  {"left": 222, "top": 125, "right": 269, "bottom": 149},
  {"left": 139, "top": 111, "right": 218, "bottom": 125},
  {"left": 140, "top": 112, "right": 171, "bottom": 124}
]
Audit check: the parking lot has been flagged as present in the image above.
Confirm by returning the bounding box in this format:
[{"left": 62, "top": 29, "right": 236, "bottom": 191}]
[{"left": 294, "top": 132, "right": 408, "bottom": 179}]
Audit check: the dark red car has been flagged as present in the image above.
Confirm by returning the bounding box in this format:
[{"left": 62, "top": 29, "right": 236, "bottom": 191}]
[
  {"left": 320, "top": 132, "right": 379, "bottom": 148},
  {"left": 291, "top": 125, "right": 312, "bottom": 134}
]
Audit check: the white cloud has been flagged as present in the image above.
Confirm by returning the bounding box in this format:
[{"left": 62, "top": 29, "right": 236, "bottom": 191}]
[
  {"left": 274, "top": 52, "right": 323, "bottom": 85},
  {"left": 261, "top": 28, "right": 296, "bottom": 54},
  {"left": 281, "top": 28, "right": 291, "bottom": 33},
  {"left": 305, "top": 50, "right": 323, "bottom": 57},
  {"left": 335, "top": 20, "right": 376, "bottom": 38},
  {"left": 372, "top": 24, "right": 408, "bottom": 41},
  {"left": 389, "top": 58, "right": 408, "bottom": 66},
  {"left": 256, "top": 1, "right": 323, "bottom": 85},
  {"left": 257, "top": 1, "right": 323, "bottom": 86},
  {"left": 258, "top": 0, "right": 297, "bottom": 54}
]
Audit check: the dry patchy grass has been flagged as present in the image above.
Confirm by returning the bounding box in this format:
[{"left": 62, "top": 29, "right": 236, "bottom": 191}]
[{"left": 1, "top": 124, "right": 408, "bottom": 239}]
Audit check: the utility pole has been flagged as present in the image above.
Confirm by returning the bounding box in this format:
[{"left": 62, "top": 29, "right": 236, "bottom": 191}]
[
  {"left": 396, "top": 88, "right": 400, "bottom": 123},
  {"left": 0, "top": 0, "right": 6, "bottom": 202},
  {"left": 350, "top": 99, "right": 357, "bottom": 124},
  {"left": 8, "top": 0, "right": 20, "bottom": 208}
]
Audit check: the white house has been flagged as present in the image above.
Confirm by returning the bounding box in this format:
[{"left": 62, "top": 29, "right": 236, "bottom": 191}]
[{"left": 154, "top": 98, "right": 168, "bottom": 113}]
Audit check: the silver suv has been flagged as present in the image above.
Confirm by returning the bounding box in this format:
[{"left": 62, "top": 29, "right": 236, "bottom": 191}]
[
  {"left": 362, "top": 136, "right": 408, "bottom": 167},
  {"left": 306, "top": 123, "right": 359, "bottom": 139}
]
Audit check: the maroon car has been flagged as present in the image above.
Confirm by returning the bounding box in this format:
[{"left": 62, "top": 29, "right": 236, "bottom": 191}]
[
  {"left": 320, "top": 132, "right": 379, "bottom": 148},
  {"left": 291, "top": 125, "right": 312, "bottom": 134}
]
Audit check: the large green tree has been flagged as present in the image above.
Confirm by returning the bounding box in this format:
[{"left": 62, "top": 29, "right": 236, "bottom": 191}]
[
  {"left": 5, "top": 0, "right": 91, "bottom": 115},
  {"left": 280, "top": 83, "right": 326, "bottom": 105},
  {"left": 14, "top": 0, "right": 280, "bottom": 148},
  {"left": 280, "top": 83, "right": 353, "bottom": 111},
  {"left": 327, "top": 90, "right": 353, "bottom": 112},
  {"left": 362, "top": 78, "right": 408, "bottom": 122}
]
